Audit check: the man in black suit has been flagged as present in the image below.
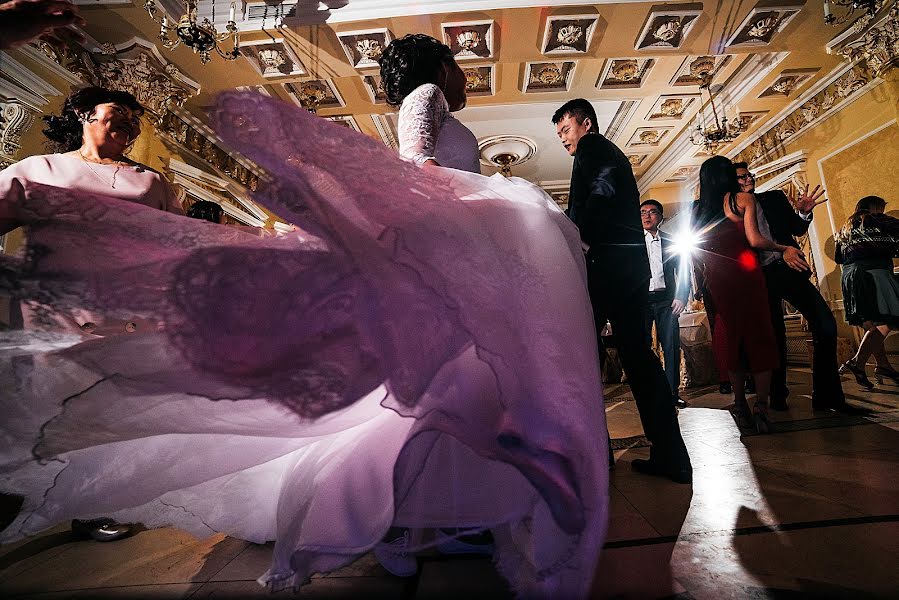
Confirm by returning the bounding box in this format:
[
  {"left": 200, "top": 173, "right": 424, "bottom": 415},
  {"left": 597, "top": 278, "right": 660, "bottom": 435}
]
[
  {"left": 640, "top": 199, "right": 691, "bottom": 409},
  {"left": 734, "top": 162, "right": 848, "bottom": 412},
  {"left": 554, "top": 98, "right": 692, "bottom": 484}
]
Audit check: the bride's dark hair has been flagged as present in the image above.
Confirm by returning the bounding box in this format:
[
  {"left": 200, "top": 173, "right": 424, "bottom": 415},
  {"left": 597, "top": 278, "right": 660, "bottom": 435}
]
[
  {"left": 694, "top": 155, "right": 741, "bottom": 230},
  {"left": 379, "top": 34, "right": 454, "bottom": 107},
  {"left": 42, "top": 87, "right": 144, "bottom": 153}
]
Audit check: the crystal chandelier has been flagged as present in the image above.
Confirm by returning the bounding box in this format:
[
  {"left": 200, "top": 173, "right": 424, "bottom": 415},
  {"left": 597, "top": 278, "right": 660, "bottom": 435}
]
[
  {"left": 823, "top": 0, "right": 883, "bottom": 25},
  {"left": 144, "top": 0, "right": 240, "bottom": 63},
  {"left": 689, "top": 73, "right": 745, "bottom": 154}
]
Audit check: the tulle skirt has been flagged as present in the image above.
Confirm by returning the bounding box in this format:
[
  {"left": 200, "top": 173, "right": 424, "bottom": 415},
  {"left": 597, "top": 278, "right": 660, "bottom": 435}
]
[{"left": 0, "top": 93, "right": 607, "bottom": 597}]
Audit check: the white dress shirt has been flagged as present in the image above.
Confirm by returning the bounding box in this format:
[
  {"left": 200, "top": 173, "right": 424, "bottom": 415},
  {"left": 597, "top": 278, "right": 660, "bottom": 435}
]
[{"left": 644, "top": 229, "right": 666, "bottom": 292}]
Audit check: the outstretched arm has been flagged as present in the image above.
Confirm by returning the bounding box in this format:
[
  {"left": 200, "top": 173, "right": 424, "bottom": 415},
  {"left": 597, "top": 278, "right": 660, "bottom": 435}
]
[{"left": 739, "top": 192, "right": 809, "bottom": 271}]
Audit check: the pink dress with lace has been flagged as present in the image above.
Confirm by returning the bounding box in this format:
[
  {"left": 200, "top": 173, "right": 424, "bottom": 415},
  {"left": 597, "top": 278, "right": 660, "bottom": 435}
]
[{"left": 0, "top": 93, "right": 607, "bottom": 597}]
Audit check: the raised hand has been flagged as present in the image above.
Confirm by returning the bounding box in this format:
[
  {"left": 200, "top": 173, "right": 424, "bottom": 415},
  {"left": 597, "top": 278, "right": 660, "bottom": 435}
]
[{"left": 792, "top": 183, "right": 827, "bottom": 214}]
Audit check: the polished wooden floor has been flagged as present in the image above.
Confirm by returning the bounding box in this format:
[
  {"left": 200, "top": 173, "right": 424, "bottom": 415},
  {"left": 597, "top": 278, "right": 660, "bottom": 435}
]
[{"left": 1, "top": 366, "right": 897, "bottom": 599}]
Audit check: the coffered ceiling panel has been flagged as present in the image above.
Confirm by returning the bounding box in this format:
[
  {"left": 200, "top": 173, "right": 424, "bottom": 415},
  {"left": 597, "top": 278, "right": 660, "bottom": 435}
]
[{"left": 541, "top": 14, "right": 599, "bottom": 55}]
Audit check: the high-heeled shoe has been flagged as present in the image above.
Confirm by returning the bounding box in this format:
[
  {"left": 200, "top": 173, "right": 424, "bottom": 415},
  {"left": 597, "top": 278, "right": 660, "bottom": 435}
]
[
  {"left": 752, "top": 404, "right": 771, "bottom": 433},
  {"left": 840, "top": 359, "right": 874, "bottom": 390},
  {"left": 874, "top": 366, "right": 899, "bottom": 386}
]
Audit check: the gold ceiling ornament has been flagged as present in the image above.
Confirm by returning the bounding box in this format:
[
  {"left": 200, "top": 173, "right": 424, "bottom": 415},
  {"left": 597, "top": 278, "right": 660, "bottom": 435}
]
[
  {"left": 463, "top": 68, "right": 486, "bottom": 89},
  {"left": 688, "top": 56, "right": 717, "bottom": 80},
  {"left": 748, "top": 15, "right": 780, "bottom": 38},
  {"left": 659, "top": 98, "right": 685, "bottom": 116},
  {"left": 536, "top": 64, "right": 563, "bottom": 84},
  {"left": 557, "top": 24, "right": 583, "bottom": 46},
  {"left": 456, "top": 31, "right": 481, "bottom": 53},
  {"left": 355, "top": 38, "right": 383, "bottom": 62},
  {"left": 689, "top": 72, "right": 747, "bottom": 154},
  {"left": 298, "top": 84, "right": 328, "bottom": 113},
  {"left": 824, "top": 0, "right": 884, "bottom": 26},
  {"left": 639, "top": 130, "right": 662, "bottom": 144},
  {"left": 493, "top": 152, "right": 517, "bottom": 177},
  {"left": 836, "top": 1, "right": 899, "bottom": 77},
  {"left": 772, "top": 76, "right": 799, "bottom": 95},
  {"left": 653, "top": 19, "right": 682, "bottom": 42},
  {"left": 257, "top": 48, "right": 286, "bottom": 75},
  {"left": 627, "top": 154, "right": 645, "bottom": 167},
  {"left": 611, "top": 59, "right": 639, "bottom": 81},
  {"left": 144, "top": 0, "right": 240, "bottom": 64}
]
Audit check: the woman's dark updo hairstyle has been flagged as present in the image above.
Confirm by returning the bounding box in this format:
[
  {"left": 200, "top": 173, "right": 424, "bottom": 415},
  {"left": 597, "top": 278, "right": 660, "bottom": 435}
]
[
  {"left": 42, "top": 86, "right": 144, "bottom": 153},
  {"left": 379, "top": 34, "right": 454, "bottom": 107},
  {"left": 186, "top": 200, "right": 225, "bottom": 224},
  {"left": 694, "top": 155, "right": 741, "bottom": 231}
]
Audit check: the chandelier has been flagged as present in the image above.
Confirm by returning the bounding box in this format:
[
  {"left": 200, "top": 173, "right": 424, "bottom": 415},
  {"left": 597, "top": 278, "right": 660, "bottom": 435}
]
[
  {"left": 689, "top": 73, "right": 745, "bottom": 154},
  {"left": 144, "top": 0, "right": 240, "bottom": 63},
  {"left": 823, "top": 0, "right": 883, "bottom": 25}
]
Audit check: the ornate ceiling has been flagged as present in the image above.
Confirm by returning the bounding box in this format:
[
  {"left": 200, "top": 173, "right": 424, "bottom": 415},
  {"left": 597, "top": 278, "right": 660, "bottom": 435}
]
[{"left": 2, "top": 0, "right": 891, "bottom": 201}]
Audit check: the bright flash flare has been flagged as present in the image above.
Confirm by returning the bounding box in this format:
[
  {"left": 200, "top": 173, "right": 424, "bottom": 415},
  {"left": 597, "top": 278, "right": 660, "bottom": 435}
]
[{"left": 670, "top": 229, "right": 701, "bottom": 257}]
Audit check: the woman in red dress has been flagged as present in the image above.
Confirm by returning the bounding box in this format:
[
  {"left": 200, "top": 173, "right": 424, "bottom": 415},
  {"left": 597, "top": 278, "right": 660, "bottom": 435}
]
[{"left": 693, "top": 157, "right": 809, "bottom": 433}]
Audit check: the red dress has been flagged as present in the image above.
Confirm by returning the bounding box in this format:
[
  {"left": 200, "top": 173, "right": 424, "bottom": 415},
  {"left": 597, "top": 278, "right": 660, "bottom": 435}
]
[{"left": 703, "top": 218, "right": 779, "bottom": 375}]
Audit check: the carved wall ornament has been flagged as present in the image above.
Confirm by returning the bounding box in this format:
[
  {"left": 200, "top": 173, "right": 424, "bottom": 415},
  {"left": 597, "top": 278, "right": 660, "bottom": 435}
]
[
  {"left": 733, "top": 62, "right": 876, "bottom": 167},
  {"left": 362, "top": 74, "right": 387, "bottom": 104},
  {"left": 760, "top": 68, "right": 819, "bottom": 98},
  {"left": 666, "top": 165, "right": 699, "bottom": 181},
  {"left": 240, "top": 38, "right": 306, "bottom": 79},
  {"left": 834, "top": 1, "right": 899, "bottom": 77},
  {"left": 647, "top": 94, "right": 699, "bottom": 120},
  {"left": 726, "top": 5, "right": 802, "bottom": 48},
  {"left": 462, "top": 65, "right": 495, "bottom": 96},
  {"left": 284, "top": 80, "right": 345, "bottom": 111},
  {"left": 523, "top": 61, "right": 576, "bottom": 93},
  {"left": 541, "top": 14, "right": 599, "bottom": 55},
  {"left": 336, "top": 29, "right": 393, "bottom": 70},
  {"left": 635, "top": 5, "right": 702, "bottom": 50},
  {"left": 628, "top": 127, "right": 673, "bottom": 147},
  {"left": 0, "top": 101, "right": 38, "bottom": 168},
  {"left": 442, "top": 20, "right": 494, "bottom": 61},
  {"left": 599, "top": 58, "right": 655, "bottom": 89},
  {"left": 671, "top": 55, "right": 732, "bottom": 86}
]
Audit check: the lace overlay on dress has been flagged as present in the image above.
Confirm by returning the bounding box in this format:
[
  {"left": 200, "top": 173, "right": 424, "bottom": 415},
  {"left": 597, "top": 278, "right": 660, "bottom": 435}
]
[{"left": 398, "top": 84, "right": 480, "bottom": 173}]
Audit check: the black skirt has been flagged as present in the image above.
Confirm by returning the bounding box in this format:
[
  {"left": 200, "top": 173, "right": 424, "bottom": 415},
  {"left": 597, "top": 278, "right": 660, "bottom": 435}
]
[{"left": 841, "top": 257, "right": 899, "bottom": 327}]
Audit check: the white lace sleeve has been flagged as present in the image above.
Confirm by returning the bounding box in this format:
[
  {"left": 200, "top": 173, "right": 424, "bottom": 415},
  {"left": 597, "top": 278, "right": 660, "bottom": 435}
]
[{"left": 398, "top": 84, "right": 448, "bottom": 166}]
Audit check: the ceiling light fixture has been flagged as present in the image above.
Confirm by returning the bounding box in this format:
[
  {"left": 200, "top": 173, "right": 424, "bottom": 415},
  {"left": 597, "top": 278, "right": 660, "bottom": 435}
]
[
  {"left": 689, "top": 72, "right": 746, "bottom": 154},
  {"left": 144, "top": 0, "right": 240, "bottom": 63}
]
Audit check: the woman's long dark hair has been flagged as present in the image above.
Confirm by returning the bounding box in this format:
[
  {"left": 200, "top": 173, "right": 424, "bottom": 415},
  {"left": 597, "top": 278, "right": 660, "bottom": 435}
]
[
  {"left": 42, "top": 87, "right": 144, "bottom": 153},
  {"left": 839, "top": 195, "right": 887, "bottom": 240},
  {"left": 379, "top": 34, "right": 454, "bottom": 107},
  {"left": 694, "top": 156, "right": 741, "bottom": 230}
]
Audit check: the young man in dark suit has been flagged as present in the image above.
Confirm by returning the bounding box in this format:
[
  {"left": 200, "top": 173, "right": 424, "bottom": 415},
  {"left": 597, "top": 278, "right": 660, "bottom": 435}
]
[
  {"left": 734, "top": 162, "right": 849, "bottom": 412},
  {"left": 640, "top": 199, "right": 691, "bottom": 409},
  {"left": 554, "top": 98, "right": 692, "bottom": 484}
]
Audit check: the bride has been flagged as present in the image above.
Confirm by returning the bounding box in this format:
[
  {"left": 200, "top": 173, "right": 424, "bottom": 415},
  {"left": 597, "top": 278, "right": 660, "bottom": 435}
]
[{"left": 0, "top": 48, "right": 608, "bottom": 597}]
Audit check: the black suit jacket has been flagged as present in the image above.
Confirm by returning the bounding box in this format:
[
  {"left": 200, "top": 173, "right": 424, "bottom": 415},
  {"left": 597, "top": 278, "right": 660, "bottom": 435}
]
[
  {"left": 567, "top": 133, "right": 649, "bottom": 300},
  {"left": 756, "top": 189, "right": 811, "bottom": 250}
]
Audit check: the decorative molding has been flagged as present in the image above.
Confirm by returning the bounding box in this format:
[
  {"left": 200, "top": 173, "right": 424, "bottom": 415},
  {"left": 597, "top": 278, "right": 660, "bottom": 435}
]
[
  {"left": 362, "top": 74, "right": 387, "bottom": 104},
  {"left": 522, "top": 61, "right": 576, "bottom": 93},
  {"left": 0, "top": 51, "right": 63, "bottom": 110},
  {"left": 725, "top": 3, "right": 802, "bottom": 48},
  {"left": 170, "top": 162, "right": 268, "bottom": 228},
  {"left": 240, "top": 37, "right": 306, "bottom": 78},
  {"left": 605, "top": 99, "right": 641, "bottom": 142},
  {"left": 829, "top": 2, "right": 899, "bottom": 78},
  {"left": 442, "top": 20, "right": 494, "bottom": 62},
  {"left": 759, "top": 68, "right": 819, "bottom": 98},
  {"left": 626, "top": 153, "right": 649, "bottom": 168},
  {"left": 598, "top": 58, "right": 655, "bottom": 89},
  {"left": 323, "top": 0, "right": 602, "bottom": 23},
  {"left": 371, "top": 113, "right": 398, "bottom": 149},
  {"left": 336, "top": 28, "right": 392, "bottom": 70},
  {"left": 0, "top": 101, "right": 38, "bottom": 169},
  {"left": 634, "top": 4, "right": 702, "bottom": 51},
  {"left": 327, "top": 115, "right": 362, "bottom": 132},
  {"left": 665, "top": 165, "right": 699, "bottom": 182},
  {"left": 541, "top": 13, "right": 599, "bottom": 55},
  {"left": 19, "top": 43, "right": 83, "bottom": 85},
  {"left": 733, "top": 62, "right": 879, "bottom": 167}
]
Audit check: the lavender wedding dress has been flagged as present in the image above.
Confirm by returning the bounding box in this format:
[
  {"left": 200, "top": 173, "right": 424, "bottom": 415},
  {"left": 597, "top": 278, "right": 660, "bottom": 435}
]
[{"left": 0, "top": 92, "right": 607, "bottom": 597}]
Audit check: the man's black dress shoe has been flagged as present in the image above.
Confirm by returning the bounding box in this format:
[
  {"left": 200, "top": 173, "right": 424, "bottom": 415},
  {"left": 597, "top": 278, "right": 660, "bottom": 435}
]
[
  {"left": 674, "top": 397, "right": 688, "bottom": 409},
  {"left": 744, "top": 378, "right": 756, "bottom": 394},
  {"left": 630, "top": 458, "right": 692, "bottom": 484},
  {"left": 813, "top": 402, "right": 870, "bottom": 416},
  {"left": 718, "top": 381, "right": 732, "bottom": 394},
  {"left": 71, "top": 518, "right": 130, "bottom": 542}
]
